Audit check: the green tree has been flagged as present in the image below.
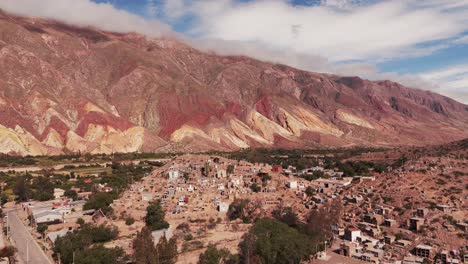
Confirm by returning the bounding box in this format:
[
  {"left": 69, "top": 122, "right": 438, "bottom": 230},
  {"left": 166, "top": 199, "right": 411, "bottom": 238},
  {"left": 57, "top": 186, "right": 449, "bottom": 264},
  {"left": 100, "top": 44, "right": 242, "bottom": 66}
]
[
  {"left": 156, "top": 236, "right": 178, "bottom": 264},
  {"left": 227, "top": 199, "right": 250, "bottom": 221},
  {"left": 145, "top": 200, "right": 169, "bottom": 231},
  {"left": 132, "top": 227, "right": 177, "bottom": 264},
  {"left": 54, "top": 224, "right": 119, "bottom": 264},
  {"left": 75, "top": 245, "right": 125, "bottom": 264},
  {"left": 133, "top": 227, "right": 159, "bottom": 264},
  {"left": 272, "top": 206, "right": 299, "bottom": 228},
  {"left": 305, "top": 186, "right": 314, "bottom": 197},
  {"left": 64, "top": 189, "right": 78, "bottom": 201},
  {"left": 304, "top": 199, "right": 341, "bottom": 243},
  {"left": 37, "top": 224, "right": 48, "bottom": 238},
  {"left": 14, "top": 177, "right": 31, "bottom": 202},
  {"left": 198, "top": 244, "right": 230, "bottom": 264},
  {"left": 83, "top": 192, "right": 116, "bottom": 215},
  {"left": 239, "top": 218, "right": 314, "bottom": 264}
]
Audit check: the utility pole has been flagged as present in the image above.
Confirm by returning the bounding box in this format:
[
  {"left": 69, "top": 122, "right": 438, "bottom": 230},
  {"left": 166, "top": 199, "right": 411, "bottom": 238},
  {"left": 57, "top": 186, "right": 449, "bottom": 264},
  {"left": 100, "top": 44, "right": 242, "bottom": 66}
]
[{"left": 6, "top": 212, "right": 10, "bottom": 240}]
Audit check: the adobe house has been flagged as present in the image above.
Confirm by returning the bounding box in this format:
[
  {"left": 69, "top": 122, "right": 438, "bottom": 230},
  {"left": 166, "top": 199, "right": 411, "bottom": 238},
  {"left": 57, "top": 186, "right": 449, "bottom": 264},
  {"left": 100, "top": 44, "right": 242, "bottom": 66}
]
[
  {"left": 384, "top": 235, "right": 395, "bottom": 244},
  {"left": 414, "top": 244, "right": 432, "bottom": 259},
  {"left": 409, "top": 217, "right": 425, "bottom": 231},
  {"left": 384, "top": 219, "right": 397, "bottom": 227}
]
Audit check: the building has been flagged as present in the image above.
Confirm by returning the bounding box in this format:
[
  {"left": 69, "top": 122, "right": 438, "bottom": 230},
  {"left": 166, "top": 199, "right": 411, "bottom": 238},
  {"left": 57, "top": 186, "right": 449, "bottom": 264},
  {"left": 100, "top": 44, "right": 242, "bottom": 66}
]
[
  {"left": 34, "top": 210, "right": 63, "bottom": 225},
  {"left": 436, "top": 204, "right": 451, "bottom": 213},
  {"left": 409, "top": 217, "right": 425, "bottom": 231},
  {"left": 217, "top": 202, "right": 230, "bottom": 213},
  {"left": 344, "top": 228, "right": 361, "bottom": 242},
  {"left": 287, "top": 181, "right": 298, "bottom": 189},
  {"left": 395, "top": 240, "right": 412, "bottom": 248},
  {"left": 271, "top": 165, "right": 283, "bottom": 173},
  {"left": 313, "top": 178, "right": 351, "bottom": 189},
  {"left": 439, "top": 250, "right": 461, "bottom": 264},
  {"left": 384, "top": 219, "right": 397, "bottom": 227},
  {"left": 402, "top": 255, "right": 424, "bottom": 264},
  {"left": 340, "top": 241, "right": 362, "bottom": 257},
  {"left": 216, "top": 169, "right": 227, "bottom": 178},
  {"left": 168, "top": 167, "right": 179, "bottom": 180},
  {"left": 414, "top": 244, "right": 432, "bottom": 258},
  {"left": 384, "top": 235, "right": 395, "bottom": 244},
  {"left": 364, "top": 213, "right": 384, "bottom": 225},
  {"left": 53, "top": 188, "right": 65, "bottom": 199},
  {"left": 47, "top": 228, "right": 71, "bottom": 245}
]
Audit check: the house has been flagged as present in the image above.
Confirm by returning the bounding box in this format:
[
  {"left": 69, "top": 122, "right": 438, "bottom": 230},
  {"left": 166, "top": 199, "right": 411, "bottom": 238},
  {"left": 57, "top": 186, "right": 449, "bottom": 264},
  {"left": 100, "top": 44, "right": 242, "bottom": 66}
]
[
  {"left": 271, "top": 165, "right": 283, "bottom": 173},
  {"left": 440, "top": 250, "right": 461, "bottom": 264},
  {"left": 402, "top": 255, "right": 424, "bottom": 264},
  {"left": 47, "top": 228, "right": 71, "bottom": 244},
  {"left": 216, "top": 169, "right": 227, "bottom": 178},
  {"left": 414, "top": 244, "right": 432, "bottom": 258},
  {"left": 364, "top": 213, "right": 384, "bottom": 225},
  {"left": 53, "top": 188, "right": 65, "bottom": 199},
  {"left": 168, "top": 167, "right": 179, "bottom": 180},
  {"left": 34, "top": 210, "right": 63, "bottom": 225},
  {"left": 436, "top": 204, "right": 451, "bottom": 213},
  {"left": 313, "top": 178, "right": 351, "bottom": 189},
  {"left": 395, "top": 240, "right": 412, "bottom": 248},
  {"left": 287, "top": 181, "right": 298, "bottom": 189},
  {"left": 142, "top": 193, "right": 153, "bottom": 202},
  {"left": 344, "top": 228, "right": 361, "bottom": 242},
  {"left": 340, "top": 241, "right": 362, "bottom": 257},
  {"left": 384, "top": 235, "right": 395, "bottom": 244},
  {"left": 384, "top": 219, "right": 397, "bottom": 227},
  {"left": 217, "top": 202, "right": 230, "bottom": 213},
  {"left": 409, "top": 217, "right": 425, "bottom": 231}
]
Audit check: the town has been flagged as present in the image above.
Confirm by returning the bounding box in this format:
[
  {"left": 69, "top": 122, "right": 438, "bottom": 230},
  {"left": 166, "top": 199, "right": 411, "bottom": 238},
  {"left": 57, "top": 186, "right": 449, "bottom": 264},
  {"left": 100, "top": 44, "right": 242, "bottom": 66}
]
[{"left": 0, "top": 142, "right": 466, "bottom": 264}]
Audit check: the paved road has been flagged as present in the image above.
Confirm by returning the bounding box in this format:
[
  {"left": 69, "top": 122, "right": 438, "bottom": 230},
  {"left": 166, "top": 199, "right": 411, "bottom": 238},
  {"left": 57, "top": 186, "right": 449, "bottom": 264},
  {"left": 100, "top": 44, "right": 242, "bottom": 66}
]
[{"left": 7, "top": 211, "right": 52, "bottom": 264}]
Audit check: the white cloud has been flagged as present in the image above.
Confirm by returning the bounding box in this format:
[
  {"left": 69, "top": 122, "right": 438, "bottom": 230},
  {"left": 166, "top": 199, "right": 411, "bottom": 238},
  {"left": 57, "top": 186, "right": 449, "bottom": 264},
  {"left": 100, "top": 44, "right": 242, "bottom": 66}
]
[
  {"left": 453, "top": 35, "right": 468, "bottom": 45},
  {"left": 0, "top": 0, "right": 467, "bottom": 103},
  {"left": 420, "top": 64, "right": 468, "bottom": 103},
  {"left": 165, "top": 0, "right": 468, "bottom": 62},
  {"left": 146, "top": 0, "right": 158, "bottom": 17},
  {"left": 0, "top": 0, "right": 174, "bottom": 38}
]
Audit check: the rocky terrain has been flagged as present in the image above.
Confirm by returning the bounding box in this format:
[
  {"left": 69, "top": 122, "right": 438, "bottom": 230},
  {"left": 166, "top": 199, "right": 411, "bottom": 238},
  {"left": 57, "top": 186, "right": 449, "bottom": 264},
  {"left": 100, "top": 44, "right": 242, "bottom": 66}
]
[{"left": 1, "top": 9, "right": 468, "bottom": 155}]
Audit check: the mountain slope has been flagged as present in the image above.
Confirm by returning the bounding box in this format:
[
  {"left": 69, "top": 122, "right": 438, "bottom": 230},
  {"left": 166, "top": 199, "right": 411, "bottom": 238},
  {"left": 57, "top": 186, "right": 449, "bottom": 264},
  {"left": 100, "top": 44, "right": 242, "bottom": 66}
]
[{"left": 1, "top": 10, "right": 468, "bottom": 155}]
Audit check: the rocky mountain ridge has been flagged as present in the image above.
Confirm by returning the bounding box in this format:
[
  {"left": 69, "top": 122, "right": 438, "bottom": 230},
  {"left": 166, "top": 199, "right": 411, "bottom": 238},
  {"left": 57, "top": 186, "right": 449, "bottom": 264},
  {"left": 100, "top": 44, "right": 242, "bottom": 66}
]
[{"left": 1, "top": 9, "right": 468, "bottom": 155}]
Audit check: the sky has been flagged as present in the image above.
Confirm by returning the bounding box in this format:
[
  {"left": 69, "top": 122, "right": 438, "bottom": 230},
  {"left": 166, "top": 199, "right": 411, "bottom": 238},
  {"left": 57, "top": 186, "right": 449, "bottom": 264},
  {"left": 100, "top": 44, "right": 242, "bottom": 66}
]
[{"left": 1, "top": 0, "right": 468, "bottom": 103}]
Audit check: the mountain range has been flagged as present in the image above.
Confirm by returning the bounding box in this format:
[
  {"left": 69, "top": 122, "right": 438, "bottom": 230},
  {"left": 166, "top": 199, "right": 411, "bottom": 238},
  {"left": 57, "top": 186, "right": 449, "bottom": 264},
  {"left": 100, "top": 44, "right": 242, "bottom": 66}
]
[{"left": 1, "top": 9, "right": 468, "bottom": 155}]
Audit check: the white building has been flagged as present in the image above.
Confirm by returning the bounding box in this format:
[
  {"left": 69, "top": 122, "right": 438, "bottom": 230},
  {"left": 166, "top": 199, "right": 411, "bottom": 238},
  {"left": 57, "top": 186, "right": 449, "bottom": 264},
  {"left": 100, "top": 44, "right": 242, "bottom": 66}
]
[
  {"left": 218, "top": 202, "right": 230, "bottom": 212},
  {"left": 344, "top": 228, "right": 361, "bottom": 242},
  {"left": 53, "top": 188, "right": 65, "bottom": 199},
  {"left": 288, "top": 181, "right": 298, "bottom": 189},
  {"left": 168, "top": 167, "right": 179, "bottom": 180},
  {"left": 216, "top": 169, "right": 227, "bottom": 178},
  {"left": 34, "top": 210, "right": 63, "bottom": 225}
]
